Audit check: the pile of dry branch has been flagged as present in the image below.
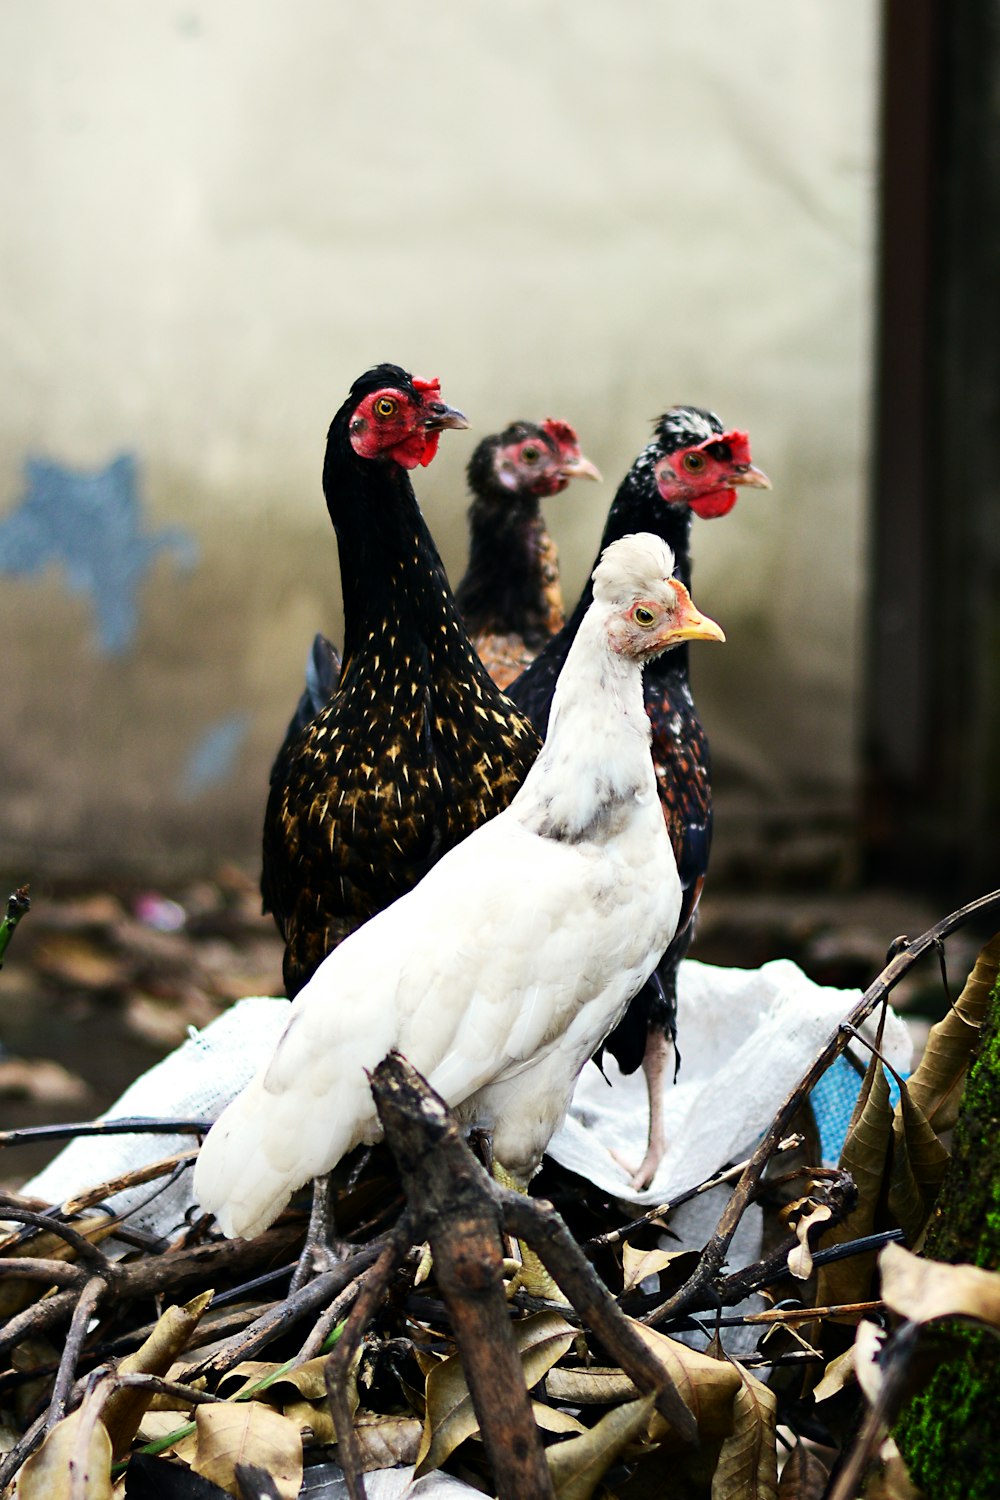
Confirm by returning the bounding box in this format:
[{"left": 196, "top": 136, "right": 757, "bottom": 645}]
[{"left": 1, "top": 891, "right": 999, "bottom": 1499}]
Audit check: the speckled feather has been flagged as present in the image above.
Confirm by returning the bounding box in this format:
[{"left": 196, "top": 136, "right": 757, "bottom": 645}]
[{"left": 262, "top": 366, "right": 541, "bottom": 997}]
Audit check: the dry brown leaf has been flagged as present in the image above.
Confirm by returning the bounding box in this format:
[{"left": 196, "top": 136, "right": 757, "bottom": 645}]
[
  {"left": 815, "top": 1059, "right": 893, "bottom": 1310},
  {"left": 544, "top": 1365, "right": 637, "bottom": 1405},
  {"left": 888, "top": 1084, "right": 950, "bottom": 1247},
  {"left": 546, "top": 1393, "right": 656, "bottom": 1500},
  {"left": 787, "top": 1203, "right": 832, "bottom": 1281},
  {"left": 282, "top": 1396, "right": 336, "bottom": 1446},
  {"left": 531, "top": 1402, "right": 587, "bottom": 1437},
  {"left": 621, "top": 1242, "right": 688, "bottom": 1295},
  {"left": 415, "top": 1309, "right": 575, "bottom": 1477},
  {"left": 879, "top": 1241, "right": 1000, "bottom": 1327},
  {"left": 18, "top": 1406, "right": 113, "bottom": 1500},
  {"left": 193, "top": 1401, "right": 302, "bottom": 1498},
  {"left": 219, "top": 1356, "right": 330, "bottom": 1405},
  {"left": 102, "top": 1290, "right": 213, "bottom": 1460},
  {"left": 904, "top": 930, "right": 1000, "bottom": 1132},
  {"left": 811, "top": 1346, "right": 857, "bottom": 1404},
  {"left": 135, "top": 1409, "right": 200, "bottom": 1461},
  {"left": 354, "top": 1412, "right": 423, "bottom": 1471},
  {"left": 776, "top": 1440, "right": 829, "bottom": 1498},
  {"left": 629, "top": 1321, "right": 741, "bottom": 1447},
  {"left": 711, "top": 1359, "right": 778, "bottom": 1500}
]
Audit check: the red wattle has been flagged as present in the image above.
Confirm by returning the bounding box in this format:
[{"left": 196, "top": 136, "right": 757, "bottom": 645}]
[{"left": 689, "top": 489, "right": 738, "bottom": 519}]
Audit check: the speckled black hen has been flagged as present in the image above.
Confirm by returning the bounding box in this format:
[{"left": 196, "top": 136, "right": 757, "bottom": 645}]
[
  {"left": 263, "top": 364, "right": 541, "bottom": 999},
  {"left": 455, "top": 419, "right": 600, "bottom": 689},
  {"left": 506, "top": 405, "right": 770, "bottom": 1187}
]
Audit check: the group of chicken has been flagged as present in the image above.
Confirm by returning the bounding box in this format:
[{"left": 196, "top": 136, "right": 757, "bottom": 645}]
[{"left": 195, "top": 363, "right": 770, "bottom": 1283}]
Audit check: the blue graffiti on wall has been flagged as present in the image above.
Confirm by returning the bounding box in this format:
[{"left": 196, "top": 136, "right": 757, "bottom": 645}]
[
  {"left": 0, "top": 453, "right": 198, "bottom": 654},
  {"left": 180, "top": 714, "right": 250, "bottom": 799}
]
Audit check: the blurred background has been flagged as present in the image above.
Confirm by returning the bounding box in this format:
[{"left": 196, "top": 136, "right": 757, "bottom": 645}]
[{"left": 0, "top": 2, "right": 997, "bottom": 1154}]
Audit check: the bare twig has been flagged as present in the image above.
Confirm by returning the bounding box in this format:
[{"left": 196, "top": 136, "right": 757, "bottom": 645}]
[
  {"left": 641, "top": 890, "right": 1000, "bottom": 1327},
  {"left": 371, "top": 1056, "right": 558, "bottom": 1500},
  {"left": 586, "top": 1134, "right": 806, "bottom": 1249},
  {"left": 185, "top": 1240, "right": 384, "bottom": 1385},
  {"left": 324, "top": 1227, "right": 412, "bottom": 1500},
  {"left": 0, "top": 1118, "right": 211, "bottom": 1150},
  {"left": 45, "top": 1275, "right": 105, "bottom": 1430},
  {"left": 0, "top": 1256, "right": 91, "bottom": 1288}
]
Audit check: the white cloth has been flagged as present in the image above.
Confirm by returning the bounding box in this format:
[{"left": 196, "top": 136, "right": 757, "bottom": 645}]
[
  {"left": 23, "top": 959, "right": 911, "bottom": 1232},
  {"left": 548, "top": 957, "right": 911, "bottom": 1204}
]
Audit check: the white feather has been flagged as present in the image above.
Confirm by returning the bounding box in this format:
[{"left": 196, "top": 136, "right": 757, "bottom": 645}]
[{"left": 195, "top": 533, "right": 691, "bottom": 1239}]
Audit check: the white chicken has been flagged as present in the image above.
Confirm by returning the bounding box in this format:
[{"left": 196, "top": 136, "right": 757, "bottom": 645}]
[{"left": 194, "top": 533, "right": 725, "bottom": 1242}]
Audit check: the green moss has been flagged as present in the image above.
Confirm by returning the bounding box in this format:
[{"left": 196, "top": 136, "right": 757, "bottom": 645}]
[{"left": 895, "top": 974, "right": 1000, "bottom": 1497}]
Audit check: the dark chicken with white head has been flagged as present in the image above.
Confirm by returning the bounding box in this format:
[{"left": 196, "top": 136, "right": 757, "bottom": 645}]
[
  {"left": 507, "top": 404, "right": 770, "bottom": 1188},
  {"left": 456, "top": 418, "right": 601, "bottom": 689}
]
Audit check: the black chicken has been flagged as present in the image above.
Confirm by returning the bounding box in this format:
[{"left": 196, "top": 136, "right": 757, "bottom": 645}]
[
  {"left": 455, "top": 418, "right": 600, "bottom": 689},
  {"left": 263, "top": 364, "right": 541, "bottom": 999},
  {"left": 506, "top": 406, "right": 770, "bottom": 1187}
]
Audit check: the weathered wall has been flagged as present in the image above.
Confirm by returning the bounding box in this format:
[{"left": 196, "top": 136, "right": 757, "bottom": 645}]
[{"left": 0, "top": 0, "right": 878, "bottom": 878}]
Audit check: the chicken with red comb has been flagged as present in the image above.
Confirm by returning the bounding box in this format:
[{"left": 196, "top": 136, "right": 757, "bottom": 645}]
[
  {"left": 262, "top": 364, "right": 541, "bottom": 1002},
  {"left": 456, "top": 416, "right": 601, "bottom": 689},
  {"left": 507, "top": 404, "right": 770, "bottom": 1188}
]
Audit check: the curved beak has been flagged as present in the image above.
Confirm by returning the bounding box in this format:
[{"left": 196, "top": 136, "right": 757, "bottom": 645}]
[
  {"left": 655, "top": 580, "right": 726, "bottom": 650},
  {"left": 423, "top": 400, "right": 469, "bottom": 433},
  {"left": 559, "top": 454, "right": 602, "bottom": 483},
  {"left": 730, "top": 462, "right": 771, "bottom": 491}
]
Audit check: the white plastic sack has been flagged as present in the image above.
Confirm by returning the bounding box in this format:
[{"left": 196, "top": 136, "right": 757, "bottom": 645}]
[
  {"left": 23, "top": 959, "right": 911, "bottom": 1232},
  {"left": 548, "top": 957, "right": 912, "bottom": 1204}
]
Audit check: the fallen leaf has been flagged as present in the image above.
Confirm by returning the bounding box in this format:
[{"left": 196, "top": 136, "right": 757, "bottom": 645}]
[
  {"left": 531, "top": 1403, "right": 587, "bottom": 1437},
  {"left": 546, "top": 1393, "right": 656, "bottom": 1500},
  {"left": 281, "top": 1397, "right": 336, "bottom": 1446},
  {"left": 815, "top": 1058, "right": 893, "bottom": 1310},
  {"left": 18, "top": 1406, "right": 113, "bottom": 1500},
  {"left": 711, "top": 1360, "right": 778, "bottom": 1500},
  {"left": 544, "top": 1366, "right": 637, "bottom": 1405},
  {"left": 787, "top": 1203, "right": 832, "bottom": 1281},
  {"left": 811, "top": 1346, "right": 857, "bottom": 1404},
  {"left": 879, "top": 1241, "right": 1000, "bottom": 1328},
  {"left": 415, "top": 1309, "right": 575, "bottom": 1477},
  {"left": 776, "top": 1440, "right": 829, "bottom": 1498},
  {"left": 193, "top": 1402, "right": 302, "bottom": 1499},
  {"left": 354, "top": 1412, "right": 423, "bottom": 1471},
  {"left": 629, "top": 1321, "right": 741, "bottom": 1447},
  {"left": 621, "top": 1243, "right": 689, "bottom": 1295},
  {"left": 0, "top": 1056, "right": 90, "bottom": 1105},
  {"left": 103, "top": 1290, "right": 213, "bottom": 1460},
  {"left": 904, "top": 931, "right": 1000, "bottom": 1132},
  {"left": 219, "top": 1356, "right": 329, "bottom": 1405},
  {"left": 887, "top": 1084, "right": 950, "bottom": 1247}
]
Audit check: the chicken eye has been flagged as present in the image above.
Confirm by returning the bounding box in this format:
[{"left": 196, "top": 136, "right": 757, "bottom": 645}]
[
  {"left": 521, "top": 445, "right": 541, "bottom": 464},
  {"left": 633, "top": 606, "right": 656, "bottom": 628},
  {"left": 374, "top": 397, "right": 397, "bottom": 419},
  {"left": 682, "top": 451, "right": 706, "bottom": 474}
]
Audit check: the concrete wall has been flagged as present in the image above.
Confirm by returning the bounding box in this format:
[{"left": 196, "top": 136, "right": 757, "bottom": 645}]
[{"left": 0, "top": 0, "right": 878, "bottom": 878}]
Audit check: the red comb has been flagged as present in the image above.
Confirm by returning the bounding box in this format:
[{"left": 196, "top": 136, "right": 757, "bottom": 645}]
[
  {"left": 720, "top": 429, "right": 752, "bottom": 464},
  {"left": 412, "top": 376, "right": 442, "bottom": 400},
  {"left": 542, "top": 417, "right": 580, "bottom": 454}
]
